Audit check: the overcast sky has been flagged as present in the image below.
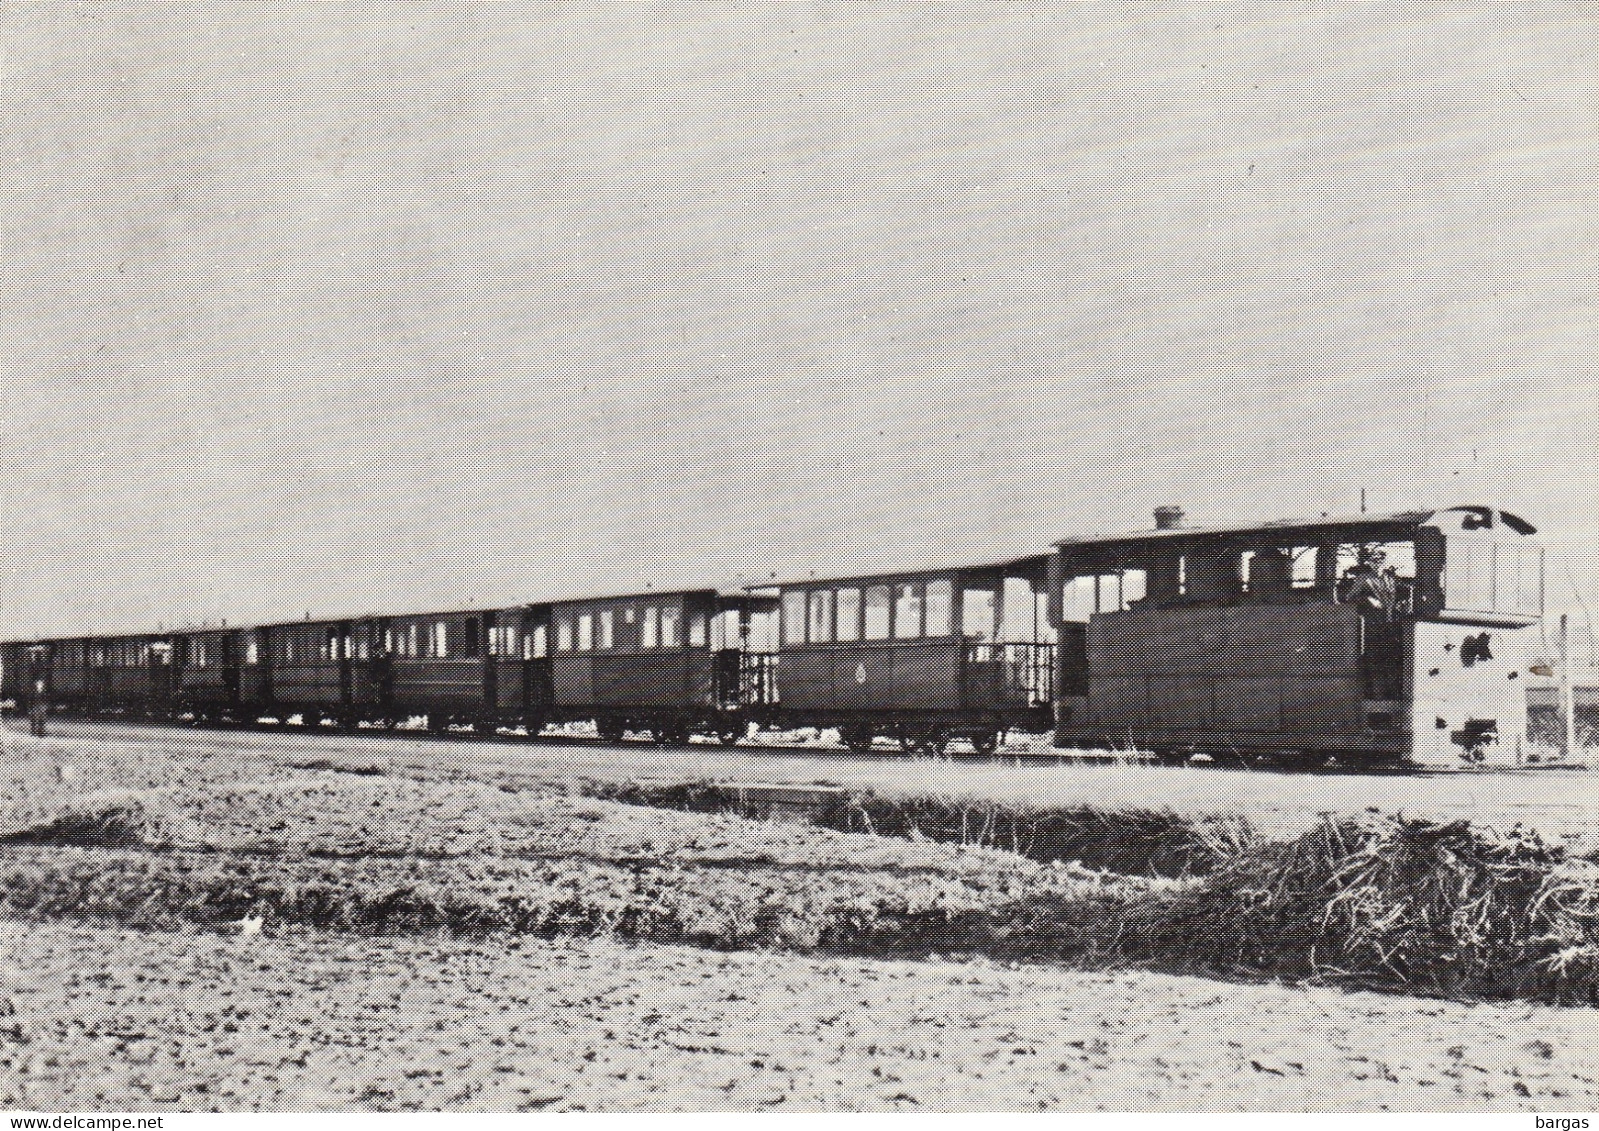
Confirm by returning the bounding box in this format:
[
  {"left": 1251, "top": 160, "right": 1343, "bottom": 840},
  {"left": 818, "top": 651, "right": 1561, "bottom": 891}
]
[{"left": 2, "top": 3, "right": 1595, "bottom": 638}]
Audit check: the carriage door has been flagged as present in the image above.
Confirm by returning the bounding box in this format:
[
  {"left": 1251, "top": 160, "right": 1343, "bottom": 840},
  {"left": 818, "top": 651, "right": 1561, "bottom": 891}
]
[
  {"left": 336, "top": 623, "right": 354, "bottom": 707},
  {"left": 524, "top": 607, "right": 552, "bottom": 708},
  {"left": 478, "top": 613, "right": 497, "bottom": 710}
]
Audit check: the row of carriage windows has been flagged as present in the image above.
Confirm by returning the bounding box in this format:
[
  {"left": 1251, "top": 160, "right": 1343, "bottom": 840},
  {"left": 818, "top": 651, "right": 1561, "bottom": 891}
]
[
  {"left": 36, "top": 540, "right": 1548, "bottom": 672},
  {"left": 551, "top": 606, "right": 714, "bottom": 653},
  {"left": 779, "top": 580, "right": 1052, "bottom": 646},
  {"left": 784, "top": 580, "right": 958, "bottom": 646}
]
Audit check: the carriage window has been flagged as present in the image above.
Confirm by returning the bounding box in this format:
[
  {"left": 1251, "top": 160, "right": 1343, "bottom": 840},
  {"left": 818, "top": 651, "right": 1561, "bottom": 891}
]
[
  {"left": 714, "top": 609, "right": 743, "bottom": 650},
  {"left": 433, "top": 622, "right": 449, "bottom": 658},
  {"left": 487, "top": 625, "right": 499, "bottom": 656},
  {"left": 1061, "top": 577, "right": 1096, "bottom": 624},
  {"left": 836, "top": 588, "right": 862, "bottom": 642},
  {"left": 689, "top": 611, "right": 707, "bottom": 647},
  {"left": 893, "top": 583, "right": 923, "bottom": 638},
  {"left": 599, "top": 610, "right": 615, "bottom": 650},
  {"left": 864, "top": 585, "right": 892, "bottom": 639},
  {"left": 464, "top": 618, "right": 480, "bottom": 659},
  {"left": 925, "top": 580, "right": 953, "bottom": 636},
  {"left": 963, "top": 588, "right": 996, "bottom": 638},
  {"left": 1121, "top": 569, "right": 1147, "bottom": 609},
  {"left": 556, "top": 616, "right": 573, "bottom": 652},
  {"left": 1292, "top": 547, "right": 1319, "bottom": 589},
  {"left": 532, "top": 624, "right": 547, "bottom": 658},
  {"left": 578, "top": 613, "right": 594, "bottom": 651},
  {"left": 246, "top": 639, "right": 259, "bottom": 665},
  {"left": 808, "top": 590, "right": 833, "bottom": 643},
  {"left": 641, "top": 607, "right": 659, "bottom": 648},
  {"left": 783, "top": 591, "right": 807, "bottom": 645},
  {"left": 357, "top": 636, "right": 369, "bottom": 660},
  {"left": 1002, "top": 577, "right": 1037, "bottom": 640},
  {"left": 661, "top": 605, "right": 680, "bottom": 648}
]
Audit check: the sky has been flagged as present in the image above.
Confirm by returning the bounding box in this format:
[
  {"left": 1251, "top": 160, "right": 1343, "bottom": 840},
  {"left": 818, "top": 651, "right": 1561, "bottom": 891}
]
[{"left": 2, "top": 3, "right": 1595, "bottom": 640}]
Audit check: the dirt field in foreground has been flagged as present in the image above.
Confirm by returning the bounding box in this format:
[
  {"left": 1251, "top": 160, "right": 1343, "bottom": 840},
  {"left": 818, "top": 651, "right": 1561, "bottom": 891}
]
[
  {"left": 1, "top": 720, "right": 1597, "bottom": 1111},
  {"left": 2, "top": 920, "right": 1597, "bottom": 1112}
]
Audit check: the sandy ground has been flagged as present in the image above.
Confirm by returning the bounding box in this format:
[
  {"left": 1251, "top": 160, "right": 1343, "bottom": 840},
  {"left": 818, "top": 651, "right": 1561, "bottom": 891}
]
[
  {"left": 5, "top": 716, "right": 1595, "bottom": 841},
  {"left": 1, "top": 718, "right": 1597, "bottom": 1112},
  {"left": 3, "top": 920, "right": 1598, "bottom": 1113}
]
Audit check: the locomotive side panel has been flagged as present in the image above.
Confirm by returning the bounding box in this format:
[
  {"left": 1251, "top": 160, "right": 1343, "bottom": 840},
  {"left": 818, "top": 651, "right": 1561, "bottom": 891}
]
[{"left": 1079, "top": 603, "right": 1373, "bottom": 754}]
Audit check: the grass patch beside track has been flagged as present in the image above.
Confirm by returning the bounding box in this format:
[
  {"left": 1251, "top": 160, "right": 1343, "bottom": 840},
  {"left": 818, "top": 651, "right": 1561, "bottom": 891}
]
[
  {"left": 2, "top": 777, "right": 1598, "bottom": 1006},
  {"left": 586, "top": 779, "right": 1256, "bottom": 878}
]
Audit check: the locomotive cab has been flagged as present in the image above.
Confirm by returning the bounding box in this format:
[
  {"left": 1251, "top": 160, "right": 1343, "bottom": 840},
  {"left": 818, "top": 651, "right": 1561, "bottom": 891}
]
[{"left": 1051, "top": 506, "right": 1543, "bottom": 767}]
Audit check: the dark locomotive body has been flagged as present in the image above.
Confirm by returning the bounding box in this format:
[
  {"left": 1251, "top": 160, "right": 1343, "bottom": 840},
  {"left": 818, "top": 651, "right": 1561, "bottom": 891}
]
[{"left": 1050, "top": 506, "right": 1543, "bottom": 767}]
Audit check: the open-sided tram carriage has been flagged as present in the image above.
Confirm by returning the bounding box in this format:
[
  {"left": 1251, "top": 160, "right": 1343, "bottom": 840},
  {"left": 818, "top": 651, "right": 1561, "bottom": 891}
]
[{"left": 753, "top": 554, "right": 1057, "bottom": 755}]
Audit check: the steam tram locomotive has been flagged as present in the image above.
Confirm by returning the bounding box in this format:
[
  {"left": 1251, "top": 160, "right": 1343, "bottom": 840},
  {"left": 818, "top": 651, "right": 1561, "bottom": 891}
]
[{"left": 1, "top": 504, "right": 1545, "bottom": 768}]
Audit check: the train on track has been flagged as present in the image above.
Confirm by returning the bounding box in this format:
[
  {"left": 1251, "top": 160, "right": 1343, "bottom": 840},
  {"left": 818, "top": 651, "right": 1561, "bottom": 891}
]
[{"left": 2, "top": 505, "right": 1547, "bottom": 768}]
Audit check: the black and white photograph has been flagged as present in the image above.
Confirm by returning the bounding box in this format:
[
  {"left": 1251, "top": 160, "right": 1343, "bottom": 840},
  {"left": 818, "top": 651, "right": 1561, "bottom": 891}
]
[{"left": 2, "top": 1, "right": 1596, "bottom": 1116}]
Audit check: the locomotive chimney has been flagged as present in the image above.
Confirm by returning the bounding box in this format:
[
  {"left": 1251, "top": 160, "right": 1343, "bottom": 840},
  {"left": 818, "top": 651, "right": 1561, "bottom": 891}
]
[{"left": 1153, "top": 505, "right": 1186, "bottom": 530}]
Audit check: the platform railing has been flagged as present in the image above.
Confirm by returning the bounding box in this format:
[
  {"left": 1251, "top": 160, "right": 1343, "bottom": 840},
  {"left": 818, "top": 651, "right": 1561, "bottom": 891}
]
[{"left": 964, "top": 640, "right": 1055, "bottom": 706}]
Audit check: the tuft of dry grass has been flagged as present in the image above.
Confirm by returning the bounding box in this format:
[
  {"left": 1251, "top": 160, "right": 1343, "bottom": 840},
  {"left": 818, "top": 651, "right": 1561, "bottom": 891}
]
[
  {"left": 1100, "top": 814, "right": 1599, "bottom": 1003},
  {"left": 589, "top": 780, "right": 1256, "bottom": 879},
  {"left": 0, "top": 805, "right": 146, "bottom": 849}
]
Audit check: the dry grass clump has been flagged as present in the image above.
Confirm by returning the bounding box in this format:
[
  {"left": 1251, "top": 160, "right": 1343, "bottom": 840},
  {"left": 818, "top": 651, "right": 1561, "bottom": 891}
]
[
  {"left": 0, "top": 805, "right": 146, "bottom": 849},
  {"left": 836, "top": 795, "right": 1256, "bottom": 879},
  {"left": 589, "top": 781, "right": 1254, "bottom": 879},
  {"left": 1106, "top": 813, "right": 1599, "bottom": 1003}
]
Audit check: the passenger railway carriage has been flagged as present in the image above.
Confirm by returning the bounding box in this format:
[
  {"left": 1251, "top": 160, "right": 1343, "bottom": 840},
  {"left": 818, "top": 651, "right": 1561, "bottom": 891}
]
[
  {"left": 757, "top": 553, "right": 1057, "bottom": 755},
  {"left": 0, "top": 503, "right": 1549, "bottom": 768}
]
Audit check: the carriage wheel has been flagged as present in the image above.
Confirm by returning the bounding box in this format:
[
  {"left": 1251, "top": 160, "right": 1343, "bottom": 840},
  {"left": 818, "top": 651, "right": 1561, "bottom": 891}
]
[
  {"left": 916, "top": 727, "right": 950, "bottom": 758},
  {"left": 597, "top": 718, "right": 626, "bottom": 744},
  {"left": 718, "top": 723, "right": 745, "bottom": 746},
  {"left": 842, "top": 725, "right": 875, "bottom": 752},
  {"left": 971, "top": 729, "right": 1003, "bottom": 757},
  {"left": 654, "top": 722, "right": 690, "bottom": 746}
]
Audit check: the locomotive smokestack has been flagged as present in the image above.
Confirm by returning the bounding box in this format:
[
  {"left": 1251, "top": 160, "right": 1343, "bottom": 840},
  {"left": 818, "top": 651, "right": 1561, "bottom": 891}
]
[{"left": 1153, "top": 505, "right": 1186, "bottom": 530}]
